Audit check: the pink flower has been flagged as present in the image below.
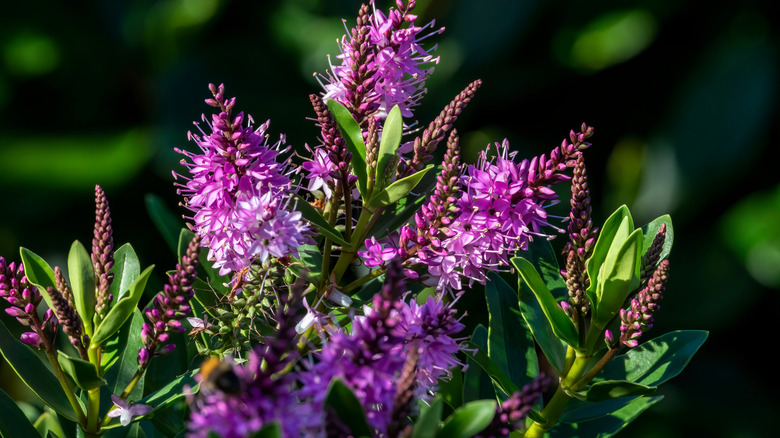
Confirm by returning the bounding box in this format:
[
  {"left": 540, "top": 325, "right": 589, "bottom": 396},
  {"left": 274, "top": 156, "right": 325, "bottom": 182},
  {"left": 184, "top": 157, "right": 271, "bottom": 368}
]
[{"left": 358, "top": 237, "right": 397, "bottom": 267}]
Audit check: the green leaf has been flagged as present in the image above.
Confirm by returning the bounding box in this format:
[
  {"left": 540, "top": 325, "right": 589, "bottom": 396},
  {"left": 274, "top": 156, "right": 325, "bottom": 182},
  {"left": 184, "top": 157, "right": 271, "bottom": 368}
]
[
  {"left": 375, "top": 105, "right": 403, "bottom": 191},
  {"left": 412, "top": 397, "right": 443, "bottom": 438},
  {"left": 0, "top": 319, "right": 79, "bottom": 421},
  {"left": 583, "top": 380, "right": 656, "bottom": 401},
  {"left": 366, "top": 164, "right": 433, "bottom": 210},
  {"left": 192, "top": 277, "right": 221, "bottom": 318},
  {"left": 250, "top": 423, "right": 282, "bottom": 438},
  {"left": 109, "top": 244, "right": 141, "bottom": 304},
  {"left": 485, "top": 272, "right": 538, "bottom": 393},
  {"left": 525, "top": 237, "right": 569, "bottom": 301},
  {"left": 369, "top": 176, "right": 431, "bottom": 240},
  {"left": 327, "top": 99, "right": 368, "bottom": 196},
  {"left": 640, "top": 214, "right": 674, "bottom": 265},
  {"left": 585, "top": 205, "right": 632, "bottom": 313},
  {"left": 462, "top": 325, "right": 495, "bottom": 403},
  {"left": 323, "top": 379, "right": 373, "bottom": 437},
  {"left": 289, "top": 244, "right": 323, "bottom": 281},
  {"left": 553, "top": 396, "right": 664, "bottom": 438},
  {"left": 0, "top": 388, "right": 40, "bottom": 438},
  {"left": 592, "top": 228, "right": 643, "bottom": 329},
  {"left": 57, "top": 352, "right": 106, "bottom": 391},
  {"left": 436, "top": 400, "right": 496, "bottom": 438},
  {"left": 19, "top": 247, "right": 58, "bottom": 313},
  {"left": 145, "top": 193, "right": 185, "bottom": 256},
  {"left": 600, "top": 330, "right": 708, "bottom": 387},
  {"left": 292, "top": 194, "right": 350, "bottom": 247},
  {"left": 102, "top": 309, "right": 146, "bottom": 405},
  {"left": 511, "top": 257, "right": 578, "bottom": 347},
  {"left": 436, "top": 365, "right": 463, "bottom": 409},
  {"left": 34, "top": 410, "right": 67, "bottom": 438},
  {"left": 92, "top": 265, "right": 155, "bottom": 345},
  {"left": 140, "top": 369, "right": 198, "bottom": 412},
  {"left": 463, "top": 341, "right": 520, "bottom": 396},
  {"left": 515, "top": 278, "right": 567, "bottom": 373},
  {"left": 68, "top": 240, "right": 96, "bottom": 336}
]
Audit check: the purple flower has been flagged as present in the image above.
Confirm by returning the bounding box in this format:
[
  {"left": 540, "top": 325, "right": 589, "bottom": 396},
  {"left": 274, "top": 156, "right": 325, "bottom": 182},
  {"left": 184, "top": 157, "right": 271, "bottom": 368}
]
[
  {"left": 108, "top": 395, "right": 153, "bottom": 426},
  {"left": 321, "top": 1, "right": 443, "bottom": 121},
  {"left": 174, "top": 84, "right": 308, "bottom": 275},
  {"left": 358, "top": 236, "right": 397, "bottom": 267}
]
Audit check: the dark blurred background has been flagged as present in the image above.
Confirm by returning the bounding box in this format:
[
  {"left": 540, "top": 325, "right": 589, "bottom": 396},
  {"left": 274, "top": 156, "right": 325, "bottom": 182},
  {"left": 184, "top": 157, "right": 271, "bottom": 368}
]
[{"left": 1, "top": 0, "right": 778, "bottom": 436}]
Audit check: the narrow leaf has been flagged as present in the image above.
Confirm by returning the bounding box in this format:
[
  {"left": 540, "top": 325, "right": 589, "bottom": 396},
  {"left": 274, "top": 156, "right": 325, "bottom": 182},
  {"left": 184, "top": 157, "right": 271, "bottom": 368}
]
[
  {"left": 366, "top": 164, "right": 433, "bottom": 210},
  {"left": 0, "top": 319, "right": 79, "bottom": 421},
  {"left": 463, "top": 341, "right": 520, "bottom": 396},
  {"left": 585, "top": 205, "right": 632, "bottom": 312},
  {"left": 19, "top": 247, "right": 57, "bottom": 313},
  {"left": 92, "top": 265, "right": 155, "bottom": 345},
  {"left": 584, "top": 380, "right": 656, "bottom": 401},
  {"left": 436, "top": 400, "right": 496, "bottom": 438},
  {"left": 109, "top": 243, "right": 141, "bottom": 304},
  {"left": 324, "top": 379, "right": 373, "bottom": 437},
  {"left": 0, "top": 388, "right": 40, "bottom": 438},
  {"left": 463, "top": 325, "right": 496, "bottom": 403},
  {"left": 57, "top": 351, "right": 106, "bottom": 391},
  {"left": 327, "top": 99, "right": 368, "bottom": 196},
  {"left": 68, "top": 240, "right": 96, "bottom": 336},
  {"left": 553, "top": 396, "right": 664, "bottom": 438},
  {"left": 593, "top": 228, "right": 643, "bottom": 328},
  {"left": 375, "top": 105, "right": 403, "bottom": 191},
  {"left": 511, "top": 257, "right": 578, "bottom": 347},
  {"left": 292, "top": 194, "right": 350, "bottom": 247},
  {"left": 412, "top": 397, "right": 443, "bottom": 438},
  {"left": 485, "top": 272, "right": 538, "bottom": 392},
  {"left": 600, "top": 330, "right": 708, "bottom": 387}
]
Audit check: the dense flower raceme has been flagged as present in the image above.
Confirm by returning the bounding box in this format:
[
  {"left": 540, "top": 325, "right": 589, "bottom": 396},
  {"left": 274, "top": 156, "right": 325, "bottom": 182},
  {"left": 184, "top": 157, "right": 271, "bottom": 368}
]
[
  {"left": 0, "top": 258, "right": 57, "bottom": 348},
  {"left": 321, "top": 0, "right": 443, "bottom": 123},
  {"left": 174, "top": 84, "right": 309, "bottom": 276}
]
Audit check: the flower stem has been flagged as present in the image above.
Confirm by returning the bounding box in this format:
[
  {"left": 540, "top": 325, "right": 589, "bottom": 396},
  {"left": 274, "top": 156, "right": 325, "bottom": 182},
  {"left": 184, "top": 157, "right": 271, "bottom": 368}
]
[
  {"left": 331, "top": 207, "right": 374, "bottom": 283},
  {"left": 43, "top": 348, "right": 87, "bottom": 427}
]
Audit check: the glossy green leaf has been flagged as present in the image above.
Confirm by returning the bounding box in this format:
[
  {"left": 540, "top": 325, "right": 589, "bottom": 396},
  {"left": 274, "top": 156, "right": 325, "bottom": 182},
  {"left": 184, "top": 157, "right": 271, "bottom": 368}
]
[
  {"left": 250, "top": 423, "right": 282, "bottom": 438},
  {"left": 57, "top": 351, "right": 105, "bottom": 391},
  {"left": 34, "top": 410, "right": 67, "bottom": 438},
  {"left": 554, "top": 396, "right": 663, "bottom": 438},
  {"left": 289, "top": 244, "right": 323, "bottom": 281},
  {"left": 109, "top": 243, "right": 141, "bottom": 304},
  {"left": 192, "top": 277, "right": 221, "bottom": 318},
  {"left": 640, "top": 214, "right": 674, "bottom": 265},
  {"left": 0, "top": 319, "right": 79, "bottom": 421},
  {"left": 140, "top": 369, "right": 198, "bottom": 411},
  {"left": 485, "top": 272, "right": 538, "bottom": 393},
  {"left": 375, "top": 105, "right": 403, "bottom": 191},
  {"left": 92, "top": 265, "right": 154, "bottom": 345},
  {"left": 0, "top": 388, "right": 40, "bottom": 438},
  {"left": 145, "top": 193, "right": 185, "bottom": 256},
  {"left": 436, "top": 400, "right": 496, "bottom": 438},
  {"left": 412, "top": 397, "right": 443, "bottom": 438},
  {"left": 102, "top": 309, "right": 146, "bottom": 406},
  {"left": 327, "top": 99, "right": 368, "bottom": 196},
  {"left": 462, "top": 325, "right": 495, "bottom": 403},
  {"left": 68, "top": 240, "right": 96, "bottom": 336},
  {"left": 324, "top": 379, "right": 373, "bottom": 437},
  {"left": 436, "top": 365, "right": 463, "bottom": 409},
  {"left": 592, "top": 228, "right": 643, "bottom": 330},
  {"left": 585, "top": 205, "right": 632, "bottom": 313},
  {"left": 515, "top": 243, "right": 568, "bottom": 372},
  {"left": 369, "top": 176, "right": 431, "bottom": 240},
  {"left": 600, "top": 330, "right": 708, "bottom": 387},
  {"left": 292, "top": 194, "right": 350, "bottom": 247},
  {"left": 463, "top": 341, "right": 520, "bottom": 396},
  {"left": 19, "top": 247, "right": 58, "bottom": 312},
  {"left": 511, "top": 257, "right": 578, "bottom": 347},
  {"left": 366, "top": 164, "right": 433, "bottom": 210},
  {"left": 584, "top": 380, "right": 656, "bottom": 401}
]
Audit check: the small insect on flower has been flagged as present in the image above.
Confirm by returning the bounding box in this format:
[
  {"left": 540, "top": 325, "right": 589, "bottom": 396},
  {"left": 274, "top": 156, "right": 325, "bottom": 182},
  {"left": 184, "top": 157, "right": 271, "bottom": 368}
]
[{"left": 198, "top": 357, "right": 243, "bottom": 396}]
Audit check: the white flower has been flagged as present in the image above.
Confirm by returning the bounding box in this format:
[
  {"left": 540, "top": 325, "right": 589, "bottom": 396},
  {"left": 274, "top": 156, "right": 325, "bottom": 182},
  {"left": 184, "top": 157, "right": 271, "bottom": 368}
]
[{"left": 108, "top": 395, "right": 153, "bottom": 426}]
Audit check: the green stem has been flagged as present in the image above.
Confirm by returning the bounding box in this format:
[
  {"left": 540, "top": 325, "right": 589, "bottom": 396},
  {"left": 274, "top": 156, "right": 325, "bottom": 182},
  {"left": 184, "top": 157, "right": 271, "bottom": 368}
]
[
  {"left": 331, "top": 207, "right": 374, "bottom": 283},
  {"left": 525, "top": 354, "right": 593, "bottom": 437},
  {"left": 342, "top": 266, "right": 387, "bottom": 294},
  {"left": 44, "top": 348, "right": 87, "bottom": 427}
]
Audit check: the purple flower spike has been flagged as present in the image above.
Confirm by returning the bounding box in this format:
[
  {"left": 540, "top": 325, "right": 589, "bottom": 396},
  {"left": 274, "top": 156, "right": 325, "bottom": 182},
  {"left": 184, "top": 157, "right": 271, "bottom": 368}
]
[
  {"left": 138, "top": 235, "right": 201, "bottom": 369},
  {"left": 358, "top": 236, "right": 397, "bottom": 267},
  {"left": 619, "top": 260, "right": 669, "bottom": 348}
]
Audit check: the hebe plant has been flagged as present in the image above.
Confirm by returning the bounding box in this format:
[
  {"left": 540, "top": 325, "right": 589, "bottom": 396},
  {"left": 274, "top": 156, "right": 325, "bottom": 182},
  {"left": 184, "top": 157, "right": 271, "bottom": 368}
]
[{"left": 0, "top": 1, "right": 705, "bottom": 437}]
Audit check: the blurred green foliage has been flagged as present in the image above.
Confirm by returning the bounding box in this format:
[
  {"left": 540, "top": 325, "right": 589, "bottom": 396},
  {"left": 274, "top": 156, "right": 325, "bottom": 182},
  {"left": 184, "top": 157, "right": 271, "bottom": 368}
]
[{"left": 1, "top": 0, "right": 778, "bottom": 437}]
